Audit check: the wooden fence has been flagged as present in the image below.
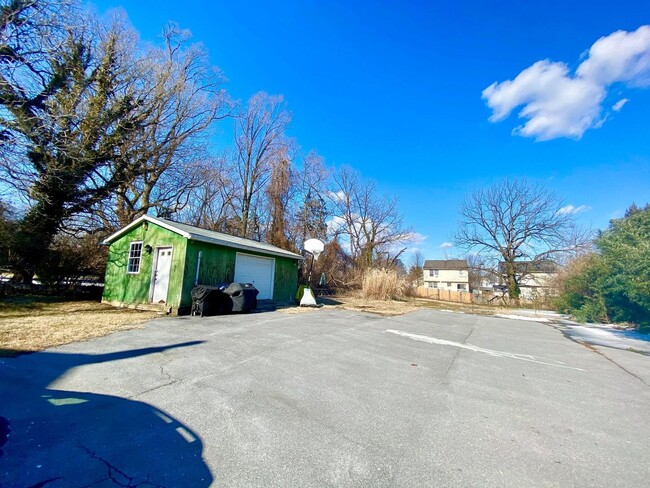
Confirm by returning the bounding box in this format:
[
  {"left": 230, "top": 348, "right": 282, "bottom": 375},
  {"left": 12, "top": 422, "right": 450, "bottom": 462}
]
[
  {"left": 413, "top": 287, "right": 556, "bottom": 309},
  {"left": 414, "top": 286, "right": 473, "bottom": 304}
]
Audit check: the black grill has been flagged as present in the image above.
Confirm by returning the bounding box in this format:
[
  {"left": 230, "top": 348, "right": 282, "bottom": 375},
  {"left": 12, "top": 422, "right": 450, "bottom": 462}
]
[{"left": 191, "top": 283, "right": 259, "bottom": 316}]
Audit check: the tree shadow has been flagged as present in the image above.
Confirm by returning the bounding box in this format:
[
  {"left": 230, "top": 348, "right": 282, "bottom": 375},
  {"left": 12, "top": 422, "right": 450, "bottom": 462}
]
[
  {"left": 0, "top": 342, "right": 213, "bottom": 487},
  {"left": 315, "top": 296, "right": 343, "bottom": 306}
]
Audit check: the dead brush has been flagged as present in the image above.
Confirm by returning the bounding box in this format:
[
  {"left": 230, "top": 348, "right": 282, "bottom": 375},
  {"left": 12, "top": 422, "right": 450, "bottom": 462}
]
[{"left": 362, "top": 268, "right": 407, "bottom": 300}]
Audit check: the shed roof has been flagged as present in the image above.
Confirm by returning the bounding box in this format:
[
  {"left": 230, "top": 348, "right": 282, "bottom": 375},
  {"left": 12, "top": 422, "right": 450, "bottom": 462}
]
[
  {"left": 423, "top": 259, "right": 468, "bottom": 270},
  {"left": 102, "top": 215, "right": 304, "bottom": 260}
]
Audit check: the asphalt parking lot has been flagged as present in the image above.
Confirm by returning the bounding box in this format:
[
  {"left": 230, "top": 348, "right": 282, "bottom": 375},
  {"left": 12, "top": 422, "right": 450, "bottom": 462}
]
[{"left": 1, "top": 308, "right": 649, "bottom": 487}]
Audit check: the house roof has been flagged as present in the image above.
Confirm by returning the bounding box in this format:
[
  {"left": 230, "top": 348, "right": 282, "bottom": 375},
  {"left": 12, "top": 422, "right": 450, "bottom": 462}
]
[
  {"left": 102, "top": 215, "right": 304, "bottom": 260},
  {"left": 498, "top": 260, "right": 559, "bottom": 275},
  {"left": 423, "top": 259, "right": 468, "bottom": 270}
]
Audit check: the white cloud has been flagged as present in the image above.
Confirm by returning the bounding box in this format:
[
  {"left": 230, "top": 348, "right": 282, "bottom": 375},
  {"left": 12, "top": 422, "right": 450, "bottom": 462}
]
[
  {"left": 440, "top": 242, "right": 454, "bottom": 249},
  {"left": 557, "top": 204, "right": 591, "bottom": 215},
  {"left": 577, "top": 27, "right": 650, "bottom": 86},
  {"left": 326, "top": 190, "right": 346, "bottom": 203},
  {"left": 612, "top": 98, "right": 629, "bottom": 111},
  {"left": 326, "top": 215, "right": 347, "bottom": 235},
  {"left": 405, "top": 232, "right": 427, "bottom": 244},
  {"left": 483, "top": 25, "right": 650, "bottom": 140}
]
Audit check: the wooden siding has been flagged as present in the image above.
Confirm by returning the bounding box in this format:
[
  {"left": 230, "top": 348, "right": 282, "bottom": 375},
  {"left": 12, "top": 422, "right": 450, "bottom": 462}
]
[
  {"left": 102, "top": 222, "right": 188, "bottom": 310},
  {"left": 104, "top": 220, "right": 300, "bottom": 314},
  {"left": 181, "top": 240, "right": 299, "bottom": 310}
]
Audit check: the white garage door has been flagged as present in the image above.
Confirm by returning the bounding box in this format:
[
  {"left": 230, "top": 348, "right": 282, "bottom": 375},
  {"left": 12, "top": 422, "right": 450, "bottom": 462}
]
[{"left": 234, "top": 253, "right": 275, "bottom": 300}]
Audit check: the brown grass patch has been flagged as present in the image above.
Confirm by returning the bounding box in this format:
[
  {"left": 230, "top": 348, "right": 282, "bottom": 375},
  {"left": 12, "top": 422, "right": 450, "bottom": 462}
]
[
  {"left": 277, "top": 292, "right": 421, "bottom": 316},
  {"left": 0, "top": 298, "right": 162, "bottom": 356},
  {"left": 362, "top": 268, "right": 407, "bottom": 300},
  {"left": 334, "top": 296, "right": 421, "bottom": 316},
  {"left": 277, "top": 292, "right": 515, "bottom": 318}
]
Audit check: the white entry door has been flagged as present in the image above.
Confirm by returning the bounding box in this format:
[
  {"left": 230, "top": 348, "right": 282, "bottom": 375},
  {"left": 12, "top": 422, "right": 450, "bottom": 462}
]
[
  {"left": 152, "top": 247, "right": 173, "bottom": 303},
  {"left": 234, "top": 253, "right": 275, "bottom": 300}
]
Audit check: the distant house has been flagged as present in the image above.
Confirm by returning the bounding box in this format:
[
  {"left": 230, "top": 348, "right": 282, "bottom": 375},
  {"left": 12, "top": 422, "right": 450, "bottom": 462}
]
[
  {"left": 423, "top": 259, "right": 469, "bottom": 291},
  {"left": 499, "top": 260, "right": 559, "bottom": 300},
  {"left": 101, "top": 215, "right": 303, "bottom": 314}
]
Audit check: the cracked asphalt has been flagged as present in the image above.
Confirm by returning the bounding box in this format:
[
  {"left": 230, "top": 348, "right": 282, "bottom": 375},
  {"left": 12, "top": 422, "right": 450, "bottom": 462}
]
[{"left": 1, "top": 308, "right": 649, "bottom": 487}]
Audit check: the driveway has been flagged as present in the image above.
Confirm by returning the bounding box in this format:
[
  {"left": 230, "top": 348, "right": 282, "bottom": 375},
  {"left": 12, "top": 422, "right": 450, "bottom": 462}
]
[{"left": 1, "top": 308, "right": 649, "bottom": 487}]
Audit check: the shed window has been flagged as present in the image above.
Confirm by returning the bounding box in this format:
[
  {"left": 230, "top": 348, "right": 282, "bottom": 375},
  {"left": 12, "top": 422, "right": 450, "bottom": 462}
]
[{"left": 127, "top": 242, "right": 143, "bottom": 274}]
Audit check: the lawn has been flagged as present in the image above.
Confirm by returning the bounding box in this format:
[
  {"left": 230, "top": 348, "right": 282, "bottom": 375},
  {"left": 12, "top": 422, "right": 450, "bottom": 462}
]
[{"left": 0, "top": 297, "right": 162, "bottom": 357}]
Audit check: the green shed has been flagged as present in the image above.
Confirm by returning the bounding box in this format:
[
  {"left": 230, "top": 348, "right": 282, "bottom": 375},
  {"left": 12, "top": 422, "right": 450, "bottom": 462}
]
[{"left": 101, "top": 215, "right": 303, "bottom": 314}]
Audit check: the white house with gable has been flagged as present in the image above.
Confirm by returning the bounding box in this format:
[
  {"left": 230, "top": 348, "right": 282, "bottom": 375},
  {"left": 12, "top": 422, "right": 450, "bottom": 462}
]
[{"left": 423, "top": 259, "right": 469, "bottom": 291}]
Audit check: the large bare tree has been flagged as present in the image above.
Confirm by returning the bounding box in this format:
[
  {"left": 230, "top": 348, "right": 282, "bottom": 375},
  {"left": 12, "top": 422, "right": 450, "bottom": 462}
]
[
  {"left": 288, "top": 150, "right": 329, "bottom": 249},
  {"left": 265, "top": 148, "right": 293, "bottom": 249},
  {"left": 328, "top": 166, "right": 411, "bottom": 269},
  {"left": 454, "top": 179, "right": 585, "bottom": 298},
  {"left": 176, "top": 156, "right": 239, "bottom": 232},
  {"left": 233, "top": 91, "right": 290, "bottom": 238},
  {"left": 105, "top": 23, "right": 232, "bottom": 227}
]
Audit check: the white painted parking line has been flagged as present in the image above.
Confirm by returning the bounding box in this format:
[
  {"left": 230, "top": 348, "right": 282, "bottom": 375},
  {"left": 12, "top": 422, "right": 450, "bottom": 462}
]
[{"left": 385, "top": 329, "right": 586, "bottom": 371}]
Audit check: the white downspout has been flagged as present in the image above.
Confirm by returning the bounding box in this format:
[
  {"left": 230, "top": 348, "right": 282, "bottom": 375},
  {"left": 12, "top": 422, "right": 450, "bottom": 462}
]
[{"left": 194, "top": 251, "right": 202, "bottom": 286}]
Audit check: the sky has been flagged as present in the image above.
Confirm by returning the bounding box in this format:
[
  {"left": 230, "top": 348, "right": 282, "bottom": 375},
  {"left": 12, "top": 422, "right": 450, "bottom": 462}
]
[{"left": 89, "top": 0, "right": 650, "bottom": 262}]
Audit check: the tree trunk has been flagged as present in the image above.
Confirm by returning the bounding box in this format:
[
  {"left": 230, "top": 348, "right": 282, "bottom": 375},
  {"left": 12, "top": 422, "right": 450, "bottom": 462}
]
[{"left": 504, "top": 261, "right": 521, "bottom": 300}]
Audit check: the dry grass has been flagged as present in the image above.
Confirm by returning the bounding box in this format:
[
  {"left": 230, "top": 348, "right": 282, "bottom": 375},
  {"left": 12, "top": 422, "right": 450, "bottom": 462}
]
[
  {"left": 0, "top": 298, "right": 162, "bottom": 356},
  {"left": 278, "top": 291, "right": 519, "bottom": 318},
  {"left": 362, "top": 268, "right": 407, "bottom": 300},
  {"left": 276, "top": 292, "right": 421, "bottom": 316},
  {"left": 332, "top": 295, "right": 421, "bottom": 316}
]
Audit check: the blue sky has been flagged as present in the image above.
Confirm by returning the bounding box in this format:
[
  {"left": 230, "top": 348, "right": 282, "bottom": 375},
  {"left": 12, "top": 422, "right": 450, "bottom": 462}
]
[{"left": 90, "top": 0, "right": 650, "bottom": 261}]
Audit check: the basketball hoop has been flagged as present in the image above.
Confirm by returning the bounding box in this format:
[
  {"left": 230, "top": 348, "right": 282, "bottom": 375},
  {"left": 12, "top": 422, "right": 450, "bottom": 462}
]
[
  {"left": 300, "top": 238, "right": 325, "bottom": 307},
  {"left": 303, "top": 238, "right": 324, "bottom": 260}
]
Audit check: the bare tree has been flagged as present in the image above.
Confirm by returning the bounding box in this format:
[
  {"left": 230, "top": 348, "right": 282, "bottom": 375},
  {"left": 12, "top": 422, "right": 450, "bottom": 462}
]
[
  {"left": 106, "top": 23, "right": 232, "bottom": 227},
  {"left": 328, "top": 166, "right": 412, "bottom": 269},
  {"left": 407, "top": 250, "right": 425, "bottom": 286},
  {"left": 233, "top": 92, "right": 290, "bottom": 238},
  {"left": 176, "top": 157, "right": 239, "bottom": 232},
  {"left": 454, "top": 179, "right": 585, "bottom": 299},
  {"left": 465, "top": 253, "right": 499, "bottom": 292},
  {"left": 265, "top": 147, "right": 293, "bottom": 249},
  {"left": 289, "top": 150, "right": 329, "bottom": 248}
]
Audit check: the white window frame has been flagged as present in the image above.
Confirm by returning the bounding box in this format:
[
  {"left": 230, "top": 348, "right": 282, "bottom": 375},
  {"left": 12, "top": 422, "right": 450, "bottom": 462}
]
[
  {"left": 429, "top": 269, "right": 439, "bottom": 277},
  {"left": 127, "top": 241, "right": 143, "bottom": 274}
]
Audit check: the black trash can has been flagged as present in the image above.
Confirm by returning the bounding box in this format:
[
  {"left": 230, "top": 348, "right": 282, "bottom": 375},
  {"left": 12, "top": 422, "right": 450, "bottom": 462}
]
[
  {"left": 191, "top": 285, "right": 230, "bottom": 316},
  {"left": 224, "top": 283, "right": 259, "bottom": 313}
]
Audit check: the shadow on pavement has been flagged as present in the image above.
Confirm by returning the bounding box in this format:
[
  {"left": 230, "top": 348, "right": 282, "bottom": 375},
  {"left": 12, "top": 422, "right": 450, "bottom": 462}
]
[{"left": 0, "top": 342, "right": 212, "bottom": 487}]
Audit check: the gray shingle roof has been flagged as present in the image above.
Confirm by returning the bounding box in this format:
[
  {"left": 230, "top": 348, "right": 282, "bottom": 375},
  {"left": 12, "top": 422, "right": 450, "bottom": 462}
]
[
  {"left": 103, "top": 215, "right": 304, "bottom": 260},
  {"left": 423, "top": 259, "right": 468, "bottom": 270},
  {"left": 498, "top": 260, "right": 558, "bottom": 274}
]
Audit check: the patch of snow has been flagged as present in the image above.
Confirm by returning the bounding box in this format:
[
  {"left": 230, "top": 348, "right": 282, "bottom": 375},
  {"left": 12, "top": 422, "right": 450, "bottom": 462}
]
[
  {"left": 563, "top": 325, "right": 650, "bottom": 354},
  {"left": 496, "top": 314, "right": 551, "bottom": 323}
]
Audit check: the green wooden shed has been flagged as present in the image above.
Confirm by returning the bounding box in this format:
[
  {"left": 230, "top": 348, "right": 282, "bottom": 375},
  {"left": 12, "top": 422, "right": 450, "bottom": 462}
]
[{"left": 101, "top": 215, "right": 303, "bottom": 314}]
